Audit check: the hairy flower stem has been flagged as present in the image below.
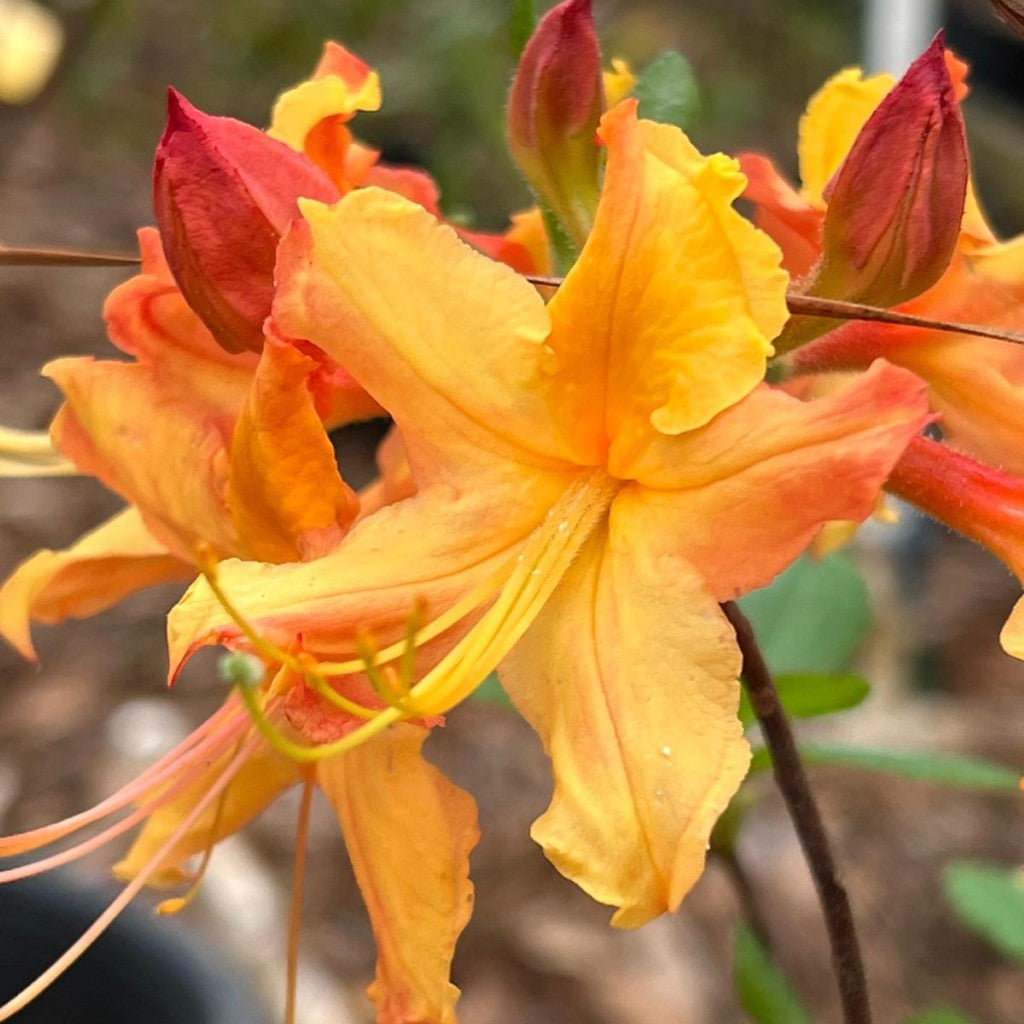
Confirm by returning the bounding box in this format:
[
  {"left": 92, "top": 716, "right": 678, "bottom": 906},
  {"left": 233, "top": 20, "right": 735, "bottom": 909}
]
[{"left": 722, "top": 601, "right": 872, "bottom": 1024}]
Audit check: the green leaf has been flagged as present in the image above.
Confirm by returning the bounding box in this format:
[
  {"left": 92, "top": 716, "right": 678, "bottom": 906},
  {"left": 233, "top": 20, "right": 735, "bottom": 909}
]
[
  {"left": 899, "top": 1009, "right": 980, "bottom": 1024},
  {"left": 472, "top": 671, "right": 512, "bottom": 708},
  {"left": 509, "top": 0, "right": 536, "bottom": 58},
  {"left": 749, "top": 744, "right": 1022, "bottom": 794},
  {"left": 733, "top": 923, "right": 813, "bottom": 1024},
  {"left": 738, "top": 673, "right": 870, "bottom": 728},
  {"left": 944, "top": 861, "right": 1024, "bottom": 962},
  {"left": 738, "top": 554, "right": 870, "bottom": 676},
  {"left": 634, "top": 50, "right": 700, "bottom": 130}
]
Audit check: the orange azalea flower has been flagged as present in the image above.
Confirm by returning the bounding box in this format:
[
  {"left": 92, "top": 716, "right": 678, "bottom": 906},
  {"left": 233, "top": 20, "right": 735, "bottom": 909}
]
[
  {"left": 0, "top": 39, "right": 547, "bottom": 661},
  {"left": 165, "top": 102, "right": 929, "bottom": 943}
]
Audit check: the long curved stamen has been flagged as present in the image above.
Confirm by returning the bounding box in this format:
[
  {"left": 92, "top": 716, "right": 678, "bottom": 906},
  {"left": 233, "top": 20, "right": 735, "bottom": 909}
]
[
  {"left": 0, "top": 735, "right": 261, "bottom": 1022},
  {"left": 285, "top": 769, "right": 316, "bottom": 1024},
  {"left": 0, "top": 425, "right": 77, "bottom": 477},
  {"left": 400, "top": 469, "right": 619, "bottom": 718},
  {"left": 314, "top": 568, "right": 510, "bottom": 678},
  {"left": 229, "top": 470, "right": 618, "bottom": 763},
  {"left": 154, "top": 735, "right": 248, "bottom": 916},
  {"left": 356, "top": 631, "right": 410, "bottom": 710},
  {"left": 0, "top": 701, "right": 247, "bottom": 858}
]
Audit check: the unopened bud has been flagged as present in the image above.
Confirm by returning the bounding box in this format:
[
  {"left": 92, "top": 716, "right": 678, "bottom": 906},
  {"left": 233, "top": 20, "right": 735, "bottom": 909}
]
[
  {"left": 154, "top": 89, "right": 339, "bottom": 353},
  {"left": 814, "top": 33, "right": 967, "bottom": 308},
  {"left": 506, "top": 0, "right": 604, "bottom": 249}
]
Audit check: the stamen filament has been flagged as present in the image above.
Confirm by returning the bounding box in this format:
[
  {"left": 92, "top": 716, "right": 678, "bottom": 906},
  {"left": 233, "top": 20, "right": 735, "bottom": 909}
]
[
  {"left": 155, "top": 736, "right": 247, "bottom": 916},
  {"left": 0, "top": 424, "right": 77, "bottom": 477},
  {"left": 356, "top": 632, "right": 410, "bottom": 709},
  {"left": 0, "top": 702, "right": 247, "bottom": 857},
  {"left": 285, "top": 770, "right": 316, "bottom": 1024},
  {"left": 313, "top": 563, "right": 513, "bottom": 677},
  {"left": 198, "top": 551, "right": 306, "bottom": 675},
  {"left": 303, "top": 669, "right": 379, "bottom": 720},
  {"left": 203, "top": 557, "right": 385, "bottom": 720},
  {"left": 400, "top": 469, "right": 618, "bottom": 718},
  {"left": 235, "top": 683, "right": 402, "bottom": 764},
  {"left": 0, "top": 736, "right": 261, "bottom": 1022}
]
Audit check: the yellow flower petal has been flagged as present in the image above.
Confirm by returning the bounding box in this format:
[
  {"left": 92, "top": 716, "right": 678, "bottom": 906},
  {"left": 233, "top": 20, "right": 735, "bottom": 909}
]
[
  {"left": 603, "top": 57, "right": 636, "bottom": 106},
  {"left": 0, "top": 507, "right": 191, "bottom": 660},
  {"left": 228, "top": 337, "right": 359, "bottom": 562},
  {"left": 318, "top": 724, "right": 478, "bottom": 1024},
  {"left": 499, "top": 503, "right": 749, "bottom": 927},
  {"left": 546, "top": 101, "right": 787, "bottom": 473},
  {"left": 268, "top": 70, "right": 381, "bottom": 153},
  {"left": 798, "top": 67, "right": 893, "bottom": 208},
  {"left": 274, "top": 189, "right": 587, "bottom": 472}
]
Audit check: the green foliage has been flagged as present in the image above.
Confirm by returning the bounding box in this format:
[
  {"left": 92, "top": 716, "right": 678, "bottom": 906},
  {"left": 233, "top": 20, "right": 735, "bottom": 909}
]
[
  {"left": 944, "top": 861, "right": 1024, "bottom": 962},
  {"left": 738, "top": 554, "right": 870, "bottom": 676},
  {"left": 634, "top": 50, "right": 701, "bottom": 130},
  {"left": 509, "top": 0, "right": 536, "bottom": 58},
  {"left": 473, "top": 671, "right": 512, "bottom": 708},
  {"left": 750, "top": 744, "right": 1022, "bottom": 793},
  {"left": 738, "top": 673, "right": 870, "bottom": 729},
  {"left": 899, "top": 1009, "right": 980, "bottom": 1024},
  {"left": 733, "top": 923, "right": 813, "bottom": 1024}
]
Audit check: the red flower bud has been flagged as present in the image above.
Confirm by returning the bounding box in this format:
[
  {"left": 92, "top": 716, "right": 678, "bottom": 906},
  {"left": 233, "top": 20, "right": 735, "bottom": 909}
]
[
  {"left": 154, "top": 89, "right": 339, "bottom": 353},
  {"left": 814, "top": 33, "right": 968, "bottom": 309},
  {"left": 506, "top": 0, "right": 604, "bottom": 248}
]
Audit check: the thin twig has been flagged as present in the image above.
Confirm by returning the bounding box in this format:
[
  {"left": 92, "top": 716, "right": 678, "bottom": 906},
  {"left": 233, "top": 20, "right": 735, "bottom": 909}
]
[
  {"left": 523, "top": 274, "right": 1024, "bottom": 347},
  {"left": 784, "top": 293, "right": 1024, "bottom": 346},
  {"left": 0, "top": 246, "right": 140, "bottom": 267},
  {"left": 722, "top": 601, "right": 872, "bottom": 1024}
]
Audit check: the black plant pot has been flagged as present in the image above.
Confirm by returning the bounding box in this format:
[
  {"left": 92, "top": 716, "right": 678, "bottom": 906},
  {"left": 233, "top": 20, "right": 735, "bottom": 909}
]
[{"left": 0, "top": 874, "right": 269, "bottom": 1024}]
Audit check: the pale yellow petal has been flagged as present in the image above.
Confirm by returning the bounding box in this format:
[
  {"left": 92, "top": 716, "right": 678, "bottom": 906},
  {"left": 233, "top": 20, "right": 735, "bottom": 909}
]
[
  {"left": 268, "top": 71, "right": 381, "bottom": 152},
  {"left": 0, "top": 425, "right": 76, "bottom": 477},
  {"left": 798, "top": 66, "right": 894, "bottom": 207}
]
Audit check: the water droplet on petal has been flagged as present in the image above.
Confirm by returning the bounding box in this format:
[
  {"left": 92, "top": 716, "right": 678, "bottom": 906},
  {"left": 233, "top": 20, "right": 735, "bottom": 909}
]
[{"left": 660, "top": 745, "right": 672, "bottom": 758}]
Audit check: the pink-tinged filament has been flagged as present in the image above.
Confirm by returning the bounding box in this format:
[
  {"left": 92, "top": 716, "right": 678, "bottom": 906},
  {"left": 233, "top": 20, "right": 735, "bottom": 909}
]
[
  {"left": 0, "top": 735, "right": 261, "bottom": 1021},
  {"left": 0, "top": 699, "right": 249, "bottom": 860}
]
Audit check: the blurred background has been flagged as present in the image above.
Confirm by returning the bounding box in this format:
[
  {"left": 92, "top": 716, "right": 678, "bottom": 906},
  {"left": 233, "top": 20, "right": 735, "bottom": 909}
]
[{"left": 1, "top": 1, "right": 1023, "bottom": 1022}]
